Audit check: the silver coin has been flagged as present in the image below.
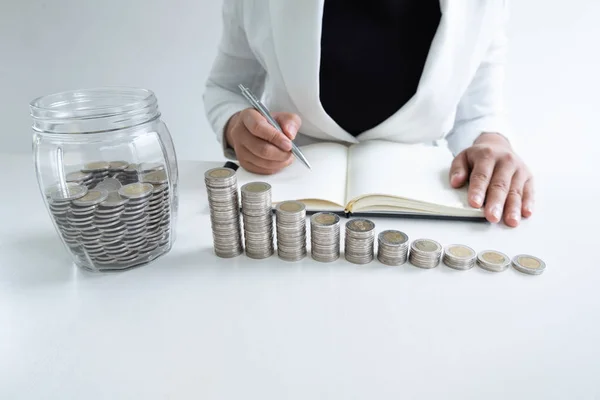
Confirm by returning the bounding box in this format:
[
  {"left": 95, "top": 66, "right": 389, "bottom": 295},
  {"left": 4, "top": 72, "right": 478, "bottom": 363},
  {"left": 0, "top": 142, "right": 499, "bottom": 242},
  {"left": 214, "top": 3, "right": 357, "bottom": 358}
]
[
  {"left": 477, "top": 250, "right": 511, "bottom": 272},
  {"left": 72, "top": 189, "right": 109, "bottom": 207},
  {"left": 108, "top": 161, "right": 129, "bottom": 171},
  {"left": 140, "top": 169, "right": 168, "bottom": 185},
  {"left": 443, "top": 244, "right": 477, "bottom": 270},
  {"left": 50, "top": 184, "right": 88, "bottom": 202},
  {"left": 95, "top": 178, "right": 122, "bottom": 192},
  {"left": 82, "top": 161, "right": 110, "bottom": 172},
  {"left": 119, "top": 182, "right": 153, "bottom": 199},
  {"left": 66, "top": 171, "right": 93, "bottom": 183},
  {"left": 512, "top": 254, "right": 546, "bottom": 275}
]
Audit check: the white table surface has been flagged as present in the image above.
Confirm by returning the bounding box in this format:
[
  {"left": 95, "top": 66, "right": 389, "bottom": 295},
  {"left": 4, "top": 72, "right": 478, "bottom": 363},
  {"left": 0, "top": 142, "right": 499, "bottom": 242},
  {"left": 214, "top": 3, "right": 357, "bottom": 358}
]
[{"left": 1, "top": 152, "right": 599, "bottom": 399}]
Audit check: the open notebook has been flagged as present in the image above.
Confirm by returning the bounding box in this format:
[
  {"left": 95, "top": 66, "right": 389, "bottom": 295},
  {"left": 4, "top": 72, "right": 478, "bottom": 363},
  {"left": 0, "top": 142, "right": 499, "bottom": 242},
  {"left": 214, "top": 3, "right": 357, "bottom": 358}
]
[{"left": 234, "top": 140, "right": 485, "bottom": 220}]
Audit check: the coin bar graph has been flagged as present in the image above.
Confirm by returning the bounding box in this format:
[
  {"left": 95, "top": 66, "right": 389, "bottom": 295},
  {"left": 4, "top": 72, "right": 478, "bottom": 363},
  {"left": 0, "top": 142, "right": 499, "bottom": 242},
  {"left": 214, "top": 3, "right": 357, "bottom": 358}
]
[{"left": 206, "top": 167, "right": 546, "bottom": 275}]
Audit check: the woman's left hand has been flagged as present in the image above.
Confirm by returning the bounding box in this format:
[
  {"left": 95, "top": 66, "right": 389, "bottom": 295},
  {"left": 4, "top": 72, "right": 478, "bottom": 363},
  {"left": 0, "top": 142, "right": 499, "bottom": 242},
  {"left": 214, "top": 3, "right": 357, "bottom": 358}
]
[{"left": 449, "top": 133, "right": 534, "bottom": 227}]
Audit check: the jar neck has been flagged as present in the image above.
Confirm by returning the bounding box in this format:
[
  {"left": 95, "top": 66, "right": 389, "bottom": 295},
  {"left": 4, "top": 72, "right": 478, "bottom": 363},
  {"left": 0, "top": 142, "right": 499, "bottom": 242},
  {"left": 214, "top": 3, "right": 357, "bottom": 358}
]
[{"left": 29, "top": 87, "right": 160, "bottom": 134}]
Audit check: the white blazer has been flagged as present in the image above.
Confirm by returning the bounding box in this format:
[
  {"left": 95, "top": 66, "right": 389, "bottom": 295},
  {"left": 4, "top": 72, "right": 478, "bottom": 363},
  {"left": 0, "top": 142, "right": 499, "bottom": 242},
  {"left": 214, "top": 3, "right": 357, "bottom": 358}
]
[{"left": 203, "top": 0, "right": 510, "bottom": 160}]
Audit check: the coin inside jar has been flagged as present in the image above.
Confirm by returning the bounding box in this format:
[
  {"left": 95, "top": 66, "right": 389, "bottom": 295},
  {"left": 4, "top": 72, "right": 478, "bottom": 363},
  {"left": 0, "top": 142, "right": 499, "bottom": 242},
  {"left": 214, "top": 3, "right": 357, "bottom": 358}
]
[
  {"left": 82, "top": 161, "right": 110, "bottom": 172},
  {"left": 141, "top": 170, "right": 168, "bottom": 184},
  {"left": 72, "top": 189, "right": 109, "bottom": 207},
  {"left": 118, "top": 182, "right": 154, "bottom": 199},
  {"left": 50, "top": 184, "right": 88, "bottom": 202}
]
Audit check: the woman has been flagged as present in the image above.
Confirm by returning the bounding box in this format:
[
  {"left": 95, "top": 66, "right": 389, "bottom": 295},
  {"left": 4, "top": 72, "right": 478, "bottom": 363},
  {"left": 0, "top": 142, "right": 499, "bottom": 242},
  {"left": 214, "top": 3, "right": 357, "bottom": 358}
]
[{"left": 202, "top": 0, "right": 534, "bottom": 227}]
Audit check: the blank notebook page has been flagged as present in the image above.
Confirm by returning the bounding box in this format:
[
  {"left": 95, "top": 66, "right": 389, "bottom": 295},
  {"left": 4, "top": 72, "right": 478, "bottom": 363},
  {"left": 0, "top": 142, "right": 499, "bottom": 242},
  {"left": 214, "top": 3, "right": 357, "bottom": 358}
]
[
  {"left": 235, "top": 142, "right": 349, "bottom": 208},
  {"left": 346, "top": 140, "right": 474, "bottom": 210}
]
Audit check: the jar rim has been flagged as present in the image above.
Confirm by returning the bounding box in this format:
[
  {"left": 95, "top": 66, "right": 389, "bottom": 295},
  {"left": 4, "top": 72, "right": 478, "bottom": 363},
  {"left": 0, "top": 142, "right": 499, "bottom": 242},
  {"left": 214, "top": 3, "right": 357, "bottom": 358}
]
[
  {"left": 30, "top": 87, "right": 155, "bottom": 117},
  {"left": 29, "top": 87, "right": 161, "bottom": 134}
]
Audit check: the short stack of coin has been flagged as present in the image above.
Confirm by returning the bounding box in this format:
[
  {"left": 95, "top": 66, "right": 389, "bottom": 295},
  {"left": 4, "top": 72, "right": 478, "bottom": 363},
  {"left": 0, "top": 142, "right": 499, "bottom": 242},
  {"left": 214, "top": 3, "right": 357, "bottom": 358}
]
[
  {"left": 82, "top": 161, "right": 110, "bottom": 188},
  {"left": 108, "top": 161, "right": 129, "bottom": 180},
  {"left": 66, "top": 171, "right": 94, "bottom": 188},
  {"left": 310, "top": 212, "right": 341, "bottom": 262},
  {"left": 443, "top": 244, "right": 477, "bottom": 270},
  {"left": 409, "top": 239, "right": 443, "bottom": 268},
  {"left": 205, "top": 168, "right": 243, "bottom": 258},
  {"left": 241, "top": 182, "right": 274, "bottom": 259},
  {"left": 344, "top": 219, "right": 376, "bottom": 264},
  {"left": 141, "top": 169, "right": 171, "bottom": 247},
  {"left": 119, "top": 164, "right": 141, "bottom": 185},
  {"left": 477, "top": 250, "right": 511, "bottom": 272},
  {"left": 511, "top": 254, "right": 546, "bottom": 275},
  {"left": 275, "top": 201, "right": 307, "bottom": 261},
  {"left": 377, "top": 230, "right": 409, "bottom": 266}
]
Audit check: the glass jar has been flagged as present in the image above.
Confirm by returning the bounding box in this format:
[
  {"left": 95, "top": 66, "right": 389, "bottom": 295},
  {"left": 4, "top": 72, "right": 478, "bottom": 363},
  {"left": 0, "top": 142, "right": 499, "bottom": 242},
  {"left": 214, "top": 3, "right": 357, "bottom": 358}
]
[{"left": 30, "top": 87, "right": 179, "bottom": 272}]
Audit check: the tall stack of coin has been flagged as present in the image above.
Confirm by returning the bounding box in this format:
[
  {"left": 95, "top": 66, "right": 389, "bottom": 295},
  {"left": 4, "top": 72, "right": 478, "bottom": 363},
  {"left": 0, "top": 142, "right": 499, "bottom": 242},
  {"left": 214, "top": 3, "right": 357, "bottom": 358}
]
[
  {"left": 476, "top": 250, "right": 511, "bottom": 272},
  {"left": 70, "top": 189, "right": 110, "bottom": 262},
  {"left": 119, "top": 182, "right": 153, "bottom": 254},
  {"left": 94, "top": 191, "right": 129, "bottom": 262},
  {"left": 48, "top": 184, "right": 88, "bottom": 248},
  {"left": 377, "top": 230, "right": 409, "bottom": 266},
  {"left": 310, "top": 212, "right": 341, "bottom": 262},
  {"left": 82, "top": 161, "right": 110, "bottom": 188},
  {"left": 205, "top": 168, "right": 243, "bottom": 258},
  {"left": 241, "top": 182, "right": 274, "bottom": 259},
  {"left": 443, "top": 244, "right": 477, "bottom": 270},
  {"left": 409, "top": 239, "right": 443, "bottom": 268},
  {"left": 275, "top": 201, "right": 307, "bottom": 261},
  {"left": 141, "top": 169, "right": 171, "bottom": 247},
  {"left": 344, "top": 219, "right": 376, "bottom": 264}
]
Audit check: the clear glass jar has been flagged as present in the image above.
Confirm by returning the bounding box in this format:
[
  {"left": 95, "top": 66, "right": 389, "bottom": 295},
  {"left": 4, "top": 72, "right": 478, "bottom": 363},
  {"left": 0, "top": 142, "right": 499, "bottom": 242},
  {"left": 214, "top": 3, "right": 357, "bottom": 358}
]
[{"left": 30, "top": 87, "right": 179, "bottom": 272}]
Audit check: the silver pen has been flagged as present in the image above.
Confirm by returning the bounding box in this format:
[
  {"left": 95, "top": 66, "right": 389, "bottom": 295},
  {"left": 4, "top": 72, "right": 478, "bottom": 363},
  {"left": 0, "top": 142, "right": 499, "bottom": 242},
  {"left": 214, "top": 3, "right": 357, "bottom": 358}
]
[{"left": 238, "top": 84, "right": 311, "bottom": 170}]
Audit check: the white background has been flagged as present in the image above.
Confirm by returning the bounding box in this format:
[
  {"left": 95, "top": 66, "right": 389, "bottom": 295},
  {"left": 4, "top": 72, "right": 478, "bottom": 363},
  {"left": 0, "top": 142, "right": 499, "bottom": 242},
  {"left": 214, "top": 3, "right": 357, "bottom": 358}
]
[
  {"left": 2, "top": 2, "right": 600, "bottom": 398},
  {"left": 0, "top": 0, "right": 599, "bottom": 167}
]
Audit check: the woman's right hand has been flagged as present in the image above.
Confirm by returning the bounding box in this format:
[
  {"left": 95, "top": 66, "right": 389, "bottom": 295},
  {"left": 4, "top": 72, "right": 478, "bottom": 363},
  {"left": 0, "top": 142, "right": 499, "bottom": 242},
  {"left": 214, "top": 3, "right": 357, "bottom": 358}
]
[{"left": 225, "top": 108, "right": 301, "bottom": 175}]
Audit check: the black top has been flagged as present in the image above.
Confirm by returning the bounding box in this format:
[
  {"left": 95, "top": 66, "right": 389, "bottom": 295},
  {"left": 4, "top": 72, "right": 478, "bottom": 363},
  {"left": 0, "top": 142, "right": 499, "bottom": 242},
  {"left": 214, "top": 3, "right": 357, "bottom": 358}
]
[{"left": 319, "top": 0, "right": 441, "bottom": 136}]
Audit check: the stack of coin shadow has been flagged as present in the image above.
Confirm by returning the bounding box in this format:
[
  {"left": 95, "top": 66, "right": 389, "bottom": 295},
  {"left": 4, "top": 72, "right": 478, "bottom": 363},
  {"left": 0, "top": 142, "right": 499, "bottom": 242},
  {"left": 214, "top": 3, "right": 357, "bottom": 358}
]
[
  {"left": 241, "top": 182, "right": 275, "bottom": 259},
  {"left": 344, "top": 219, "right": 376, "bottom": 264},
  {"left": 377, "top": 230, "right": 410, "bottom": 266},
  {"left": 310, "top": 213, "right": 341, "bottom": 262},
  {"left": 46, "top": 161, "right": 173, "bottom": 270},
  {"left": 204, "top": 168, "right": 244, "bottom": 258},
  {"left": 443, "top": 244, "right": 477, "bottom": 270},
  {"left": 409, "top": 239, "right": 443, "bottom": 268},
  {"left": 275, "top": 201, "right": 307, "bottom": 261}
]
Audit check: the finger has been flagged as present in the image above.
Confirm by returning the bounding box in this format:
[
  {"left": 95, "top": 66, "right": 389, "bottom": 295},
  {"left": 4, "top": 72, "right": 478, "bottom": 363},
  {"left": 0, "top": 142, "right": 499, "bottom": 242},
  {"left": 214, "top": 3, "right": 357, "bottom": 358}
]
[
  {"left": 502, "top": 171, "right": 528, "bottom": 227},
  {"left": 467, "top": 153, "right": 495, "bottom": 208},
  {"left": 241, "top": 109, "right": 292, "bottom": 151},
  {"left": 521, "top": 178, "right": 535, "bottom": 218},
  {"left": 449, "top": 151, "right": 469, "bottom": 188},
  {"left": 242, "top": 132, "right": 292, "bottom": 162},
  {"left": 272, "top": 112, "right": 302, "bottom": 140},
  {"left": 240, "top": 144, "right": 294, "bottom": 172},
  {"left": 484, "top": 161, "right": 517, "bottom": 223}
]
